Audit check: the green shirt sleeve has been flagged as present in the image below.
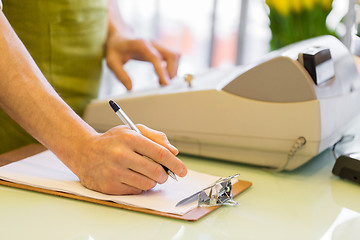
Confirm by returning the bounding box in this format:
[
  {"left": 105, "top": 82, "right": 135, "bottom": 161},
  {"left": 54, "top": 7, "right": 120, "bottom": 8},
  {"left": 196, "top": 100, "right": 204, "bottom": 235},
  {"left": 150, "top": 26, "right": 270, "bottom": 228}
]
[{"left": 0, "top": 0, "right": 2, "bottom": 10}]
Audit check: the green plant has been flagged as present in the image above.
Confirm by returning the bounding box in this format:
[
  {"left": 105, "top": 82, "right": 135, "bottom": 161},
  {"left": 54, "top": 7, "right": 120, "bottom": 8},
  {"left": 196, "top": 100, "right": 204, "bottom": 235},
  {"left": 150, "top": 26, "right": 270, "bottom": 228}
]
[{"left": 266, "top": 0, "right": 334, "bottom": 50}]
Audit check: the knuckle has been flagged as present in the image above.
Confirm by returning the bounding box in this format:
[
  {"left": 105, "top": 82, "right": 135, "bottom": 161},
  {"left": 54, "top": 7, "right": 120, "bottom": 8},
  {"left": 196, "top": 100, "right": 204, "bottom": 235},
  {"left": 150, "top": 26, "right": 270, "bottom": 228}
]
[
  {"left": 156, "top": 147, "right": 169, "bottom": 160},
  {"left": 136, "top": 123, "right": 145, "bottom": 129},
  {"left": 154, "top": 130, "right": 168, "bottom": 142},
  {"left": 168, "top": 52, "right": 180, "bottom": 62},
  {"left": 131, "top": 39, "right": 147, "bottom": 50},
  {"left": 108, "top": 125, "right": 127, "bottom": 136},
  {"left": 115, "top": 149, "right": 126, "bottom": 160},
  {"left": 133, "top": 38, "right": 144, "bottom": 44},
  {"left": 158, "top": 132, "right": 167, "bottom": 140},
  {"left": 122, "top": 130, "right": 136, "bottom": 142}
]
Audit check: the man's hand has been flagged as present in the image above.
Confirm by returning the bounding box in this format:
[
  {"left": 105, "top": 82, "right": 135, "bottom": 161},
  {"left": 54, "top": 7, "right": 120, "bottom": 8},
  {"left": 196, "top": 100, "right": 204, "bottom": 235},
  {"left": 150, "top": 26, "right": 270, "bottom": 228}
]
[
  {"left": 105, "top": 34, "right": 180, "bottom": 90},
  {"left": 73, "top": 124, "right": 187, "bottom": 195}
]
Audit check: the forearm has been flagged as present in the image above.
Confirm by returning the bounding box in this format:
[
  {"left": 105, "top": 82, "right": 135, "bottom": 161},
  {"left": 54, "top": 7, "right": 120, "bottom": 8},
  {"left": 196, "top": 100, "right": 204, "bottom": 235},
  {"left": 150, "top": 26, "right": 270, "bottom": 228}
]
[{"left": 0, "top": 12, "right": 97, "bottom": 172}]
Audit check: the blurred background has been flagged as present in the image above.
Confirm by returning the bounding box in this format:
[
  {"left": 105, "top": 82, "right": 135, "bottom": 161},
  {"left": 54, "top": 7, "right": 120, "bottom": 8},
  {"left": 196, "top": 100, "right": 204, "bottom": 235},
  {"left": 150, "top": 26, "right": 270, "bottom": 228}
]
[{"left": 99, "top": 0, "right": 355, "bottom": 97}]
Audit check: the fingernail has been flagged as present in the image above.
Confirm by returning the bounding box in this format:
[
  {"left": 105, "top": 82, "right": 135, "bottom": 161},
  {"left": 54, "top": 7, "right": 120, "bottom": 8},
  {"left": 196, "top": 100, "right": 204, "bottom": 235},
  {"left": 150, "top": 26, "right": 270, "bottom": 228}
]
[
  {"left": 125, "top": 82, "right": 132, "bottom": 90},
  {"left": 179, "top": 167, "right": 187, "bottom": 177},
  {"left": 169, "top": 143, "right": 178, "bottom": 152},
  {"left": 161, "top": 78, "right": 169, "bottom": 86},
  {"left": 171, "top": 148, "right": 179, "bottom": 156}
]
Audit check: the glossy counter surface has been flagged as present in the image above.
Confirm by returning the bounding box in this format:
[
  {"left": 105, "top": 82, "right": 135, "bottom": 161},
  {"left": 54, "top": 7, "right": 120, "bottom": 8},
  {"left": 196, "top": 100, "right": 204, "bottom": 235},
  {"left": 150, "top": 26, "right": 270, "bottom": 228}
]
[{"left": 1, "top": 148, "right": 360, "bottom": 240}]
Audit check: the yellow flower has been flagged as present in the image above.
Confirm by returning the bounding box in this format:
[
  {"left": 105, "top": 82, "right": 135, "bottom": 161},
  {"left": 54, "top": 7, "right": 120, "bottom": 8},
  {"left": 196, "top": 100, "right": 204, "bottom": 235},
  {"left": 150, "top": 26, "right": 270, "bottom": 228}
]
[
  {"left": 303, "top": 0, "right": 315, "bottom": 10},
  {"left": 266, "top": 0, "right": 332, "bottom": 15},
  {"left": 291, "top": 0, "right": 302, "bottom": 13},
  {"left": 317, "top": 0, "right": 332, "bottom": 10},
  {"left": 265, "top": 0, "right": 291, "bottom": 16}
]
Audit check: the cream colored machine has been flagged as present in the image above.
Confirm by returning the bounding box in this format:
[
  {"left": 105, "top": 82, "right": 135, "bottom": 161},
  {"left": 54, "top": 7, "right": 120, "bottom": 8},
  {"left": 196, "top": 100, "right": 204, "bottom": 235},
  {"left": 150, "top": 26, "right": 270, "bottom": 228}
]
[{"left": 83, "top": 36, "right": 360, "bottom": 171}]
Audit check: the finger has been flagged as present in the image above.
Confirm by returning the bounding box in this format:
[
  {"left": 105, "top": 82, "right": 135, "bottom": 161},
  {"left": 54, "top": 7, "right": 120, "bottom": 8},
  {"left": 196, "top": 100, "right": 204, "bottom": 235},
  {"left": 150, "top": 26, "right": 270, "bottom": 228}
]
[
  {"left": 152, "top": 42, "right": 180, "bottom": 79},
  {"left": 129, "top": 39, "right": 170, "bottom": 85},
  {"left": 135, "top": 41, "right": 170, "bottom": 86},
  {"left": 108, "top": 131, "right": 170, "bottom": 184},
  {"left": 81, "top": 176, "right": 143, "bottom": 195},
  {"left": 132, "top": 136, "right": 187, "bottom": 178},
  {"left": 116, "top": 163, "right": 160, "bottom": 190},
  {"left": 113, "top": 127, "right": 178, "bottom": 183},
  {"left": 125, "top": 151, "right": 169, "bottom": 184},
  {"left": 150, "top": 54, "right": 170, "bottom": 86},
  {"left": 136, "top": 124, "right": 178, "bottom": 155},
  {"left": 166, "top": 54, "right": 180, "bottom": 79},
  {"left": 107, "top": 55, "right": 133, "bottom": 90},
  {"left": 102, "top": 183, "right": 143, "bottom": 195}
]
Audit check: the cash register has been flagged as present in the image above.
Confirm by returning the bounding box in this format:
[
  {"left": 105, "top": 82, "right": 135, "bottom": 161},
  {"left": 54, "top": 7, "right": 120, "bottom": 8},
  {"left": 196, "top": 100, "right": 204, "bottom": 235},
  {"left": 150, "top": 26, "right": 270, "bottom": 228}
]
[{"left": 83, "top": 35, "right": 360, "bottom": 171}]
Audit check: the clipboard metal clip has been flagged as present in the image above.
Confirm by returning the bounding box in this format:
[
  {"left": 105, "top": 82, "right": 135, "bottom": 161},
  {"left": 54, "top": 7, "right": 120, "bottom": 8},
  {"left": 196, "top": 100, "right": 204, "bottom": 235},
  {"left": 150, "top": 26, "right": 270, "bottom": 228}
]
[{"left": 197, "top": 174, "right": 240, "bottom": 207}]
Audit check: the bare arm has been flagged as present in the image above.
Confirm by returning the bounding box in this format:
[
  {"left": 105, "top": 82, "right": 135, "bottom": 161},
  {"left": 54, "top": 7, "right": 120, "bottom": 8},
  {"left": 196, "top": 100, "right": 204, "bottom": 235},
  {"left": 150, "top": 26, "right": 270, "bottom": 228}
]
[
  {"left": 0, "top": 11, "right": 94, "bottom": 164},
  {"left": 0, "top": 11, "right": 187, "bottom": 194}
]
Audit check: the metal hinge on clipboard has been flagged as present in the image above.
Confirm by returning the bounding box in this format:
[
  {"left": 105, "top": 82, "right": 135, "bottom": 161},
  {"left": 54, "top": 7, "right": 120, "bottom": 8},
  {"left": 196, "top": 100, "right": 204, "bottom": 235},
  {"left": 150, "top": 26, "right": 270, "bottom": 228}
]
[{"left": 176, "top": 174, "right": 240, "bottom": 207}]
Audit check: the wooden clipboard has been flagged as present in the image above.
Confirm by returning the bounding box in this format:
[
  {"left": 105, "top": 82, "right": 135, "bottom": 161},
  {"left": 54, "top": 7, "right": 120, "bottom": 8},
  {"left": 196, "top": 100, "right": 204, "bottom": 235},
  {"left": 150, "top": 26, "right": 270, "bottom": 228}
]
[{"left": 0, "top": 144, "right": 252, "bottom": 221}]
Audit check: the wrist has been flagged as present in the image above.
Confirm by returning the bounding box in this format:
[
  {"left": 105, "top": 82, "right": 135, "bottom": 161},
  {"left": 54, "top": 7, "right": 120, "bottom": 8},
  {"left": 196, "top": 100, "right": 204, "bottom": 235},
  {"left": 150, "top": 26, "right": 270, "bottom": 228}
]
[{"left": 44, "top": 114, "right": 100, "bottom": 177}]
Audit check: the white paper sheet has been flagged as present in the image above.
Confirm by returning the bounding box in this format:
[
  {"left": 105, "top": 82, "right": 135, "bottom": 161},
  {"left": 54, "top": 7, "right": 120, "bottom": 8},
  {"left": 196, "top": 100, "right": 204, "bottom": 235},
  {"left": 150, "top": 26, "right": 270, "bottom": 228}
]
[{"left": 0, "top": 150, "right": 224, "bottom": 215}]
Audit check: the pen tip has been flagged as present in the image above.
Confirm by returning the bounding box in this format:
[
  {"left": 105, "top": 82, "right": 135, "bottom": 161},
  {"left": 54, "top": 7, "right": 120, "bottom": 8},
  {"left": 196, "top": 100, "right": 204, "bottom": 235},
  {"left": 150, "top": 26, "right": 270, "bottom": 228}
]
[
  {"left": 109, "top": 100, "right": 120, "bottom": 112},
  {"left": 168, "top": 171, "right": 178, "bottom": 181}
]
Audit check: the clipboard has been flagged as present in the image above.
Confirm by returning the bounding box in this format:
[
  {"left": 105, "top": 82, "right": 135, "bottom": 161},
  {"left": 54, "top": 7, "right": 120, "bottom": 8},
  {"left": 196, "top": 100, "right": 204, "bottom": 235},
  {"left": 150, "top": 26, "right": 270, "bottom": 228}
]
[{"left": 0, "top": 144, "right": 252, "bottom": 221}]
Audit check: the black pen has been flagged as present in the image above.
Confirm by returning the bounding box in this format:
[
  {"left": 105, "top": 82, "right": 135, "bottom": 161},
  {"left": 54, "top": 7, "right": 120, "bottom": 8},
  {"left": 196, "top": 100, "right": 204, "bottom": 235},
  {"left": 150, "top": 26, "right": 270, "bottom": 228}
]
[{"left": 109, "top": 100, "right": 177, "bottom": 181}]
